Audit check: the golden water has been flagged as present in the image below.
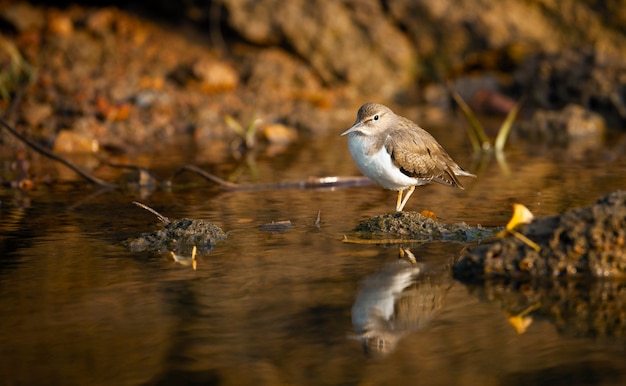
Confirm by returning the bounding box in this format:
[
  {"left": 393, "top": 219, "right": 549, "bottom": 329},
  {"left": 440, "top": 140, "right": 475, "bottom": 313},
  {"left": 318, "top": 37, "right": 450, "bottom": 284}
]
[{"left": 1, "top": 121, "right": 625, "bottom": 385}]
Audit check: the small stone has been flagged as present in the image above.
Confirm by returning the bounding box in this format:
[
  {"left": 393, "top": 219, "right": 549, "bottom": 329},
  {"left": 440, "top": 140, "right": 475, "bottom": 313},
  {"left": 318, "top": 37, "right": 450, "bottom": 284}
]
[
  {"left": 53, "top": 130, "right": 99, "bottom": 153},
  {"left": 516, "top": 104, "right": 606, "bottom": 143},
  {"left": 262, "top": 123, "right": 298, "bottom": 146},
  {"left": 192, "top": 58, "right": 239, "bottom": 93},
  {"left": 21, "top": 102, "right": 52, "bottom": 127},
  {"left": 47, "top": 12, "right": 73, "bottom": 36}
]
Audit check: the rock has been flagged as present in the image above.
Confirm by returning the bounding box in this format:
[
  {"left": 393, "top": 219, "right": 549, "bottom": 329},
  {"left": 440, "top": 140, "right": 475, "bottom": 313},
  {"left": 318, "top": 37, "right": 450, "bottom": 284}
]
[
  {"left": 53, "top": 130, "right": 99, "bottom": 154},
  {"left": 0, "top": 2, "right": 45, "bottom": 32},
  {"left": 453, "top": 190, "right": 626, "bottom": 279},
  {"left": 47, "top": 11, "right": 73, "bottom": 36},
  {"left": 191, "top": 57, "right": 239, "bottom": 93},
  {"left": 261, "top": 123, "right": 298, "bottom": 146},
  {"left": 516, "top": 104, "right": 606, "bottom": 144},
  {"left": 514, "top": 49, "right": 626, "bottom": 127},
  {"left": 221, "top": 0, "right": 416, "bottom": 98},
  {"left": 452, "top": 74, "right": 516, "bottom": 115},
  {"left": 21, "top": 101, "right": 53, "bottom": 127},
  {"left": 387, "top": 0, "right": 626, "bottom": 73}
]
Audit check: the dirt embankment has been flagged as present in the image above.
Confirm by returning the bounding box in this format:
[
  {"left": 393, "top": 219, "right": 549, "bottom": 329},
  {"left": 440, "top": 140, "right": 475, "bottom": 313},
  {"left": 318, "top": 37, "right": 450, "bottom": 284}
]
[{"left": 1, "top": 0, "right": 626, "bottom": 158}]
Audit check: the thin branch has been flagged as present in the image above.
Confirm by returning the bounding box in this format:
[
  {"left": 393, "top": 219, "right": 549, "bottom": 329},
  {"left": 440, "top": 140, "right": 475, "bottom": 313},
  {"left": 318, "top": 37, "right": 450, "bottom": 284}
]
[
  {"left": 132, "top": 201, "right": 170, "bottom": 225},
  {"left": 0, "top": 117, "right": 117, "bottom": 188},
  {"left": 171, "top": 164, "right": 374, "bottom": 191},
  {"left": 342, "top": 235, "right": 427, "bottom": 245}
]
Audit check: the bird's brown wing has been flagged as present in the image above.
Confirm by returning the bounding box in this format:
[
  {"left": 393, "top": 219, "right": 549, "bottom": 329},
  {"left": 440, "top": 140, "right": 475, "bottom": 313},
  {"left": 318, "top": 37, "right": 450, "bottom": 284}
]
[{"left": 384, "top": 125, "right": 465, "bottom": 188}]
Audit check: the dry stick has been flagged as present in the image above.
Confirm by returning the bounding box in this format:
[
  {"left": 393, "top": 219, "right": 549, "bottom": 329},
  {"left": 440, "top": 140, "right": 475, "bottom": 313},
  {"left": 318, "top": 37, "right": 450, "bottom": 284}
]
[
  {"left": 132, "top": 201, "right": 170, "bottom": 225},
  {"left": 171, "top": 164, "right": 374, "bottom": 191},
  {"left": 342, "top": 235, "right": 427, "bottom": 245},
  {"left": 0, "top": 117, "right": 117, "bottom": 188}
]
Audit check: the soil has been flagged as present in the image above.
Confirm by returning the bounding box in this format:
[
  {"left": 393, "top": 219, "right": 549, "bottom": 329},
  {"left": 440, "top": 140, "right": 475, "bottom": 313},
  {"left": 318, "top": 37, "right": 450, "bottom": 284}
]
[
  {"left": 125, "top": 217, "right": 227, "bottom": 255},
  {"left": 1, "top": 0, "right": 626, "bottom": 163},
  {"left": 353, "top": 211, "right": 495, "bottom": 243},
  {"left": 453, "top": 190, "right": 626, "bottom": 279}
]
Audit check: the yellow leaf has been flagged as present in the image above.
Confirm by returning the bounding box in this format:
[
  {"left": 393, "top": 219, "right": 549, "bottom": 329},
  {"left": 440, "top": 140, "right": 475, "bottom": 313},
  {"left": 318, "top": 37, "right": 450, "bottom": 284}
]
[{"left": 506, "top": 203, "right": 534, "bottom": 231}]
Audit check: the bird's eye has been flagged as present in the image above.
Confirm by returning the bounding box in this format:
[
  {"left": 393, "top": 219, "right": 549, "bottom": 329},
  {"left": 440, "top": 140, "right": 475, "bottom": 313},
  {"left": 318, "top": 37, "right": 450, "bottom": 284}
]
[{"left": 373, "top": 114, "right": 379, "bottom": 121}]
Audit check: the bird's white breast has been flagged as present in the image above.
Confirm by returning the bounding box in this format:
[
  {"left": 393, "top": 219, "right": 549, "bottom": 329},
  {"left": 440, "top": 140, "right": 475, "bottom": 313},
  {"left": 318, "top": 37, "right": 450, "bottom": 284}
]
[{"left": 347, "top": 133, "right": 422, "bottom": 190}]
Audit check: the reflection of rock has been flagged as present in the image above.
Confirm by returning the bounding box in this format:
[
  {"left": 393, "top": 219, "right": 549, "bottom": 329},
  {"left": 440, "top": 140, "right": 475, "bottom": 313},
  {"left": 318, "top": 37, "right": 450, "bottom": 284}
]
[
  {"left": 354, "top": 212, "right": 495, "bottom": 242},
  {"left": 454, "top": 190, "right": 626, "bottom": 278},
  {"left": 125, "top": 218, "right": 227, "bottom": 255},
  {"left": 502, "top": 360, "right": 623, "bottom": 386},
  {"left": 461, "top": 278, "right": 626, "bottom": 338},
  {"left": 351, "top": 260, "right": 450, "bottom": 356}
]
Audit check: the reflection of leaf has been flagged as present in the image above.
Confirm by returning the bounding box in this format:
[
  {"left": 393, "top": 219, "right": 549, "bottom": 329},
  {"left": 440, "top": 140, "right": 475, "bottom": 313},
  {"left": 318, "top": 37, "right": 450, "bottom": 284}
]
[
  {"left": 399, "top": 247, "right": 417, "bottom": 264},
  {"left": 505, "top": 302, "right": 541, "bottom": 334},
  {"left": 506, "top": 313, "right": 533, "bottom": 334},
  {"left": 169, "top": 245, "right": 197, "bottom": 270}
]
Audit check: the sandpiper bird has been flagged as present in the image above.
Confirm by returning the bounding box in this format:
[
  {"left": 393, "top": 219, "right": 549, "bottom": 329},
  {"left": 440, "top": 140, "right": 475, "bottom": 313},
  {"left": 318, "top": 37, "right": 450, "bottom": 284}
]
[{"left": 341, "top": 102, "right": 475, "bottom": 212}]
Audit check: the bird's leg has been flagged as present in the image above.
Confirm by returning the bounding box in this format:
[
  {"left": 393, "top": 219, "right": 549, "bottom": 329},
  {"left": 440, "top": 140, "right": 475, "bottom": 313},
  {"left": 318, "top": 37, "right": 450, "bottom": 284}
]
[
  {"left": 396, "top": 190, "right": 404, "bottom": 211},
  {"left": 397, "top": 186, "right": 416, "bottom": 211}
]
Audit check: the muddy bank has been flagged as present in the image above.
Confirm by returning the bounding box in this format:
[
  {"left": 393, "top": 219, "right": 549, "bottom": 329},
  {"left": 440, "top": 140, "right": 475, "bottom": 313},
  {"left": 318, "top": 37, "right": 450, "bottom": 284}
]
[
  {"left": 2, "top": 0, "right": 626, "bottom": 162},
  {"left": 453, "top": 190, "right": 626, "bottom": 279}
]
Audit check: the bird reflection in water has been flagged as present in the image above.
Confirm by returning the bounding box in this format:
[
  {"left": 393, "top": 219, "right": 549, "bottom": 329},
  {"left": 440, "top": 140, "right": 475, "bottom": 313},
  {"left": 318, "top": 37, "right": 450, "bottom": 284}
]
[{"left": 351, "top": 255, "right": 450, "bottom": 357}]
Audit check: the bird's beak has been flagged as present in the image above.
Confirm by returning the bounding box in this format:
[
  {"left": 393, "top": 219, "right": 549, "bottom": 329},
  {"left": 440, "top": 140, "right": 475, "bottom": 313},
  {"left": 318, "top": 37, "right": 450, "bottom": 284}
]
[{"left": 340, "top": 121, "right": 362, "bottom": 136}]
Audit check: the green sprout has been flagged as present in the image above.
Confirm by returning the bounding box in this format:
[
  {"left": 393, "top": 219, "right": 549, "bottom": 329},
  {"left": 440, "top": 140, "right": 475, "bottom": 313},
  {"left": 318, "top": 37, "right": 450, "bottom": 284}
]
[
  {"left": 224, "top": 113, "right": 260, "bottom": 150},
  {"left": 449, "top": 84, "right": 523, "bottom": 155},
  {"left": 0, "top": 36, "right": 36, "bottom": 101}
]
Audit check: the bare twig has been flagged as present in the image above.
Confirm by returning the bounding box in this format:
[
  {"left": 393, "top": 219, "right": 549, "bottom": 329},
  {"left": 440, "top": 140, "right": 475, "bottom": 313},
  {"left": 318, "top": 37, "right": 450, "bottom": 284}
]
[
  {"left": 0, "top": 117, "right": 117, "bottom": 188},
  {"left": 132, "top": 201, "right": 170, "bottom": 225},
  {"left": 171, "top": 164, "right": 374, "bottom": 191},
  {"left": 342, "top": 235, "right": 427, "bottom": 245}
]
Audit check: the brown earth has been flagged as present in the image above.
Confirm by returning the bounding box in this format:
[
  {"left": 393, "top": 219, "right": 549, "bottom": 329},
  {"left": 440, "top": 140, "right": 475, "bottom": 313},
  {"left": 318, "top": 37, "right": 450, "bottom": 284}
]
[
  {"left": 453, "top": 190, "right": 626, "bottom": 279},
  {"left": 1, "top": 0, "right": 626, "bottom": 162}
]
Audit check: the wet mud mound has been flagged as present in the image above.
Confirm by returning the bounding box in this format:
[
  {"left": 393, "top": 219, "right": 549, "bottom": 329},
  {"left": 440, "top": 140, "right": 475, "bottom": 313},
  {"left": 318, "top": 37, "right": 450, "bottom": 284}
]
[
  {"left": 354, "top": 212, "right": 495, "bottom": 243},
  {"left": 454, "top": 190, "right": 626, "bottom": 279},
  {"left": 125, "top": 218, "right": 227, "bottom": 255}
]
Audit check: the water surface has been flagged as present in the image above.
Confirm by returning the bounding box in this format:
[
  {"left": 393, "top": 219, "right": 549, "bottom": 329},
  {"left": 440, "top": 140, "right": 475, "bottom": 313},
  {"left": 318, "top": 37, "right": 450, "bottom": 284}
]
[{"left": 1, "top": 122, "right": 625, "bottom": 385}]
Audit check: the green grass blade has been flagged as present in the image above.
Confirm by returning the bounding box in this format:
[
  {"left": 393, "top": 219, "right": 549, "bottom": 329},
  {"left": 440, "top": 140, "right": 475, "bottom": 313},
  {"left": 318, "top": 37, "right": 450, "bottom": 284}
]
[
  {"left": 224, "top": 114, "right": 244, "bottom": 137},
  {"left": 449, "top": 85, "right": 491, "bottom": 152}
]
